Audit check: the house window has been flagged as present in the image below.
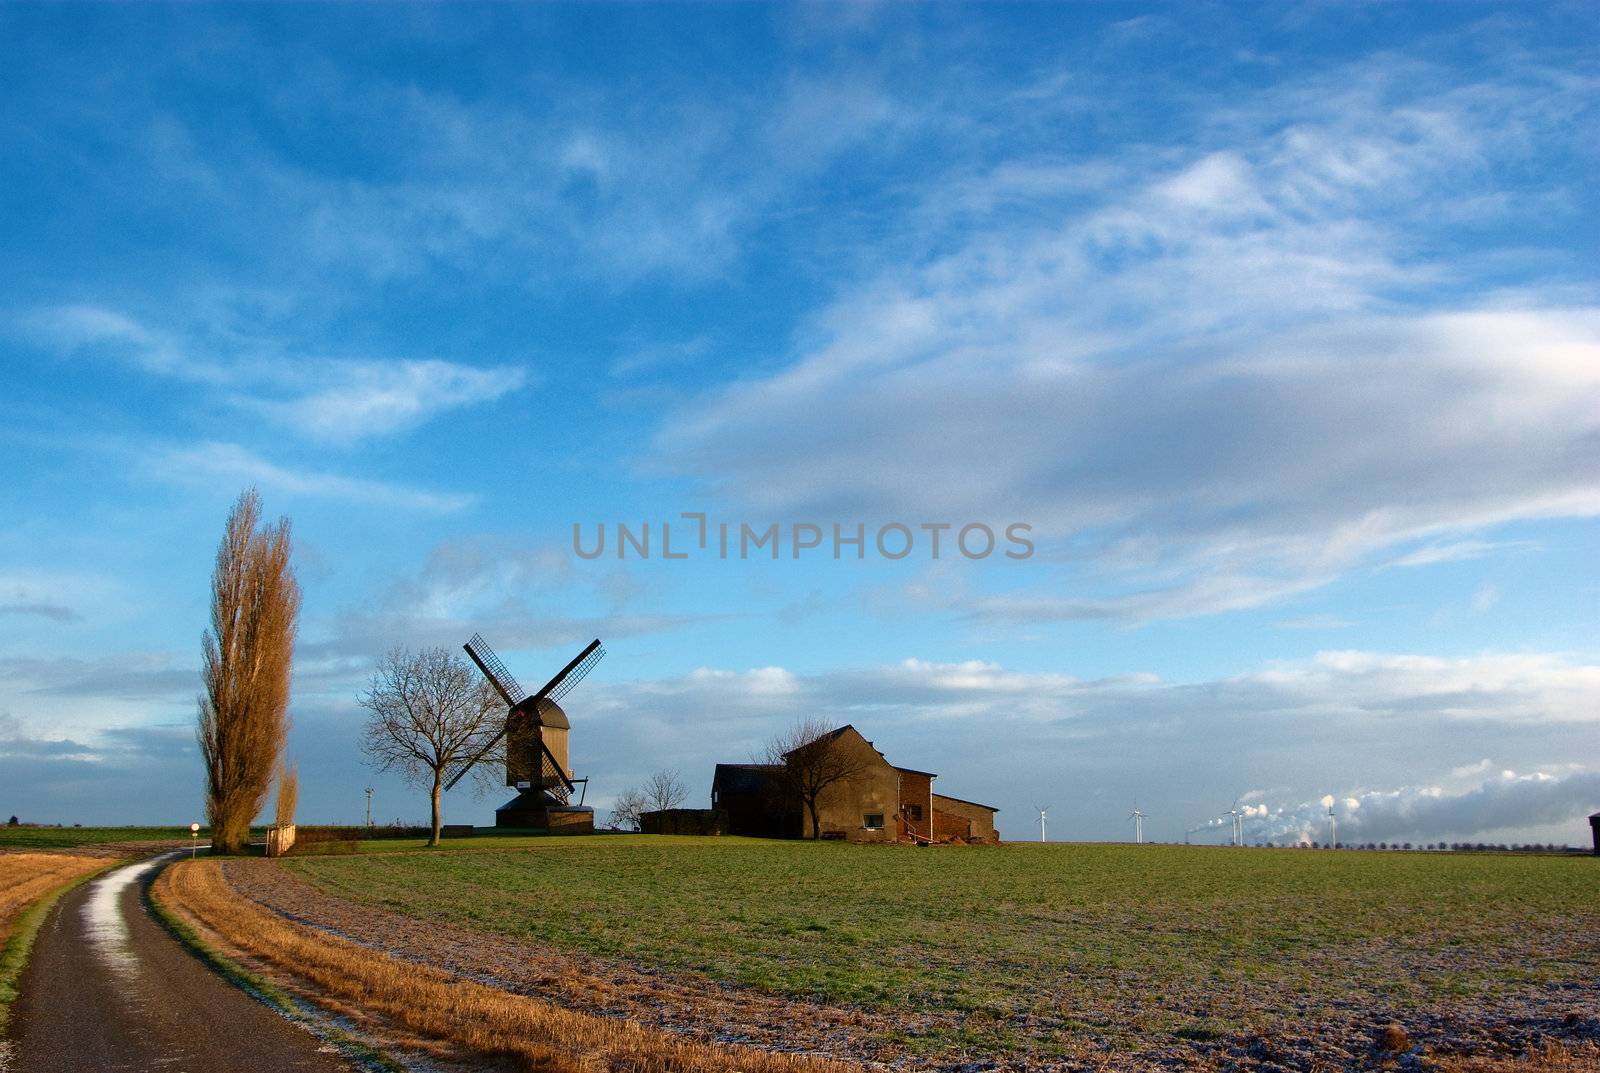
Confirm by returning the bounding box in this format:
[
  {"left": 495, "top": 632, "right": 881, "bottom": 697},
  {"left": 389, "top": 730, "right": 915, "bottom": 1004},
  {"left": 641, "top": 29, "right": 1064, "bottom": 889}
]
[
  {"left": 907, "top": 805, "right": 924, "bottom": 821},
  {"left": 863, "top": 813, "right": 884, "bottom": 830}
]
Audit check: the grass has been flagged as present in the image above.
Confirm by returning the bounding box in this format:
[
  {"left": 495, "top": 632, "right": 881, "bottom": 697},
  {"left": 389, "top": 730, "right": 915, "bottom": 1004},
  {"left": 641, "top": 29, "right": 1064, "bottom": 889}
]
[
  {"left": 284, "top": 838, "right": 1600, "bottom": 1060},
  {"left": 155, "top": 857, "right": 861, "bottom": 1073},
  {"left": 0, "top": 826, "right": 198, "bottom": 851}
]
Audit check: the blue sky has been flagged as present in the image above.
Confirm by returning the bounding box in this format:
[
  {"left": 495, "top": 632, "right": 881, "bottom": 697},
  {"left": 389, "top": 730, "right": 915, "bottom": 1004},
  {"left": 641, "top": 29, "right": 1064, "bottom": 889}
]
[{"left": 2, "top": 4, "right": 1597, "bottom": 845}]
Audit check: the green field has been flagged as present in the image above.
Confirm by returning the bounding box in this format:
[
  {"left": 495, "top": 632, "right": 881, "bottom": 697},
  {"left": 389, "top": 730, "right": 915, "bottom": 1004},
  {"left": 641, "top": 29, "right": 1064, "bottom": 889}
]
[
  {"left": 0, "top": 826, "right": 197, "bottom": 851},
  {"left": 284, "top": 837, "right": 1600, "bottom": 1061}
]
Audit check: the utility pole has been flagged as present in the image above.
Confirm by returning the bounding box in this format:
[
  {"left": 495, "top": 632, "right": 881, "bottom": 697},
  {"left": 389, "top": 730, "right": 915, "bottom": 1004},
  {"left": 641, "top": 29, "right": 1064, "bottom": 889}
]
[{"left": 365, "top": 787, "right": 374, "bottom": 829}]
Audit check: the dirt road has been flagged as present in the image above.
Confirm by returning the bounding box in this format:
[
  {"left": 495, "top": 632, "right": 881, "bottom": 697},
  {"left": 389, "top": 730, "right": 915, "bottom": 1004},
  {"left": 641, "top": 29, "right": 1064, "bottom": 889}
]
[{"left": 8, "top": 854, "right": 356, "bottom": 1073}]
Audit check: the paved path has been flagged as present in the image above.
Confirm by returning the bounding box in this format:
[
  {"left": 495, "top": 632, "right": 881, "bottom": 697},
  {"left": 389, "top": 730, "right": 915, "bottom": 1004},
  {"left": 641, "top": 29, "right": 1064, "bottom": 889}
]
[{"left": 10, "top": 854, "right": 356, "bottom": 1073}]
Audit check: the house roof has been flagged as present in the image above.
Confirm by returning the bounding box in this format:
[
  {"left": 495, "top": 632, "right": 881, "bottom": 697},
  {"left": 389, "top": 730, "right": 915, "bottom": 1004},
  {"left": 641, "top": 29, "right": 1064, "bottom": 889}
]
[
  {"left": 781, "top": 724, "right": 854, "bottom": 757},
  {"left": 933, "top": 791, "right": 1000, "bottom": 813},
  {"left": 894, "top": 765, "right": 939, "bottom": 779},
  {"left": 712, "top": 763, "right": 781, "bottom": 794}
]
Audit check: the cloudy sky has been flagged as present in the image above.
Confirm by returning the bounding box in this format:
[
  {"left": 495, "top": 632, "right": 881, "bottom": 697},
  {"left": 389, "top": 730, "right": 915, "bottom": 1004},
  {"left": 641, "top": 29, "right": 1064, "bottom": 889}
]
[{"left": 2, "top": 4, "right": 1596, "bottom": 845}]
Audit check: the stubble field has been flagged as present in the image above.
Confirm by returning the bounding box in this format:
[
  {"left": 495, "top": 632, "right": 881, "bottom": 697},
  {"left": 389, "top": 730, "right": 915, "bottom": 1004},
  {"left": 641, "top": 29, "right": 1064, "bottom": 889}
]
[{"left": 258, "top": 836, "right": 1600, "bottom": 1071}]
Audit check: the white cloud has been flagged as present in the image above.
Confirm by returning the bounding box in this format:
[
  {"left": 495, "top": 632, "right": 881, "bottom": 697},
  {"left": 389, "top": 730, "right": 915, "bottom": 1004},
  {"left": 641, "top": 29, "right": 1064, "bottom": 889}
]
[
  {"left": 151, "top": 442, "right": 473, "bottom": 513},
  {"left": 1248, "top": 769, "right": 1600, "bottom": 845},
  {"left": 1471, "top": 582, "right": 1501, "bottom": 613},
  {"left": 657, "top": 59, "right": 1600, "bottom": 622},
  {"left": 1274, "top": 614, "right": 1359, "bottom": 630},
  {"left": 1384, "top": 539, "right": 1536, "bottom": 570},
  {"left": 248, "top": 358, "right": 527, "bottom": 444},
  {"left": 1246, "top": 650, "right": 1600, "bottom": 724},
  {"left": 569, "top": 647, "right": 1599, "bottom": 841},
  {"left": 25, "top": 305, "right": 527, "bottom": 444}
]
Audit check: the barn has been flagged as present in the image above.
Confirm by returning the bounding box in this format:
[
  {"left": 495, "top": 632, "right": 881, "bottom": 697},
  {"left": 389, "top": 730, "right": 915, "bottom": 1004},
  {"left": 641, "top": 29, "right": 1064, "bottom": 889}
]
[{"left": 710, "top": 725, "right": 999, "bottom": 844}]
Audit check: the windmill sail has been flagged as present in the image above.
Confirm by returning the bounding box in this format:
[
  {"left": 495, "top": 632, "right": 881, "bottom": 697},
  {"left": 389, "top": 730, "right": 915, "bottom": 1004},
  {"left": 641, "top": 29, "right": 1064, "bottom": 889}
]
[
  {"left": 447, "top": 636, "right": 604, "bottom": 795},
  {"left": 464, "top": 633, "right": 526, "bottom": 707},
  {"left": 537, "top": 639, "right": 605, "bottom": 703}
]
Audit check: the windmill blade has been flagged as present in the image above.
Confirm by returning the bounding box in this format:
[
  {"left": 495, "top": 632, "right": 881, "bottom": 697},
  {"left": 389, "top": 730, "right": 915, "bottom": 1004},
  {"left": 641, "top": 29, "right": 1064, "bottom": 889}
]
[
  {"left": 463, "top": 633, "right": 526, "bottom": 707},
  {"left": 534, "top": 639, "right": 605, "bottom": 703},
  {"left": 443, "top": 723, "right": 509, "bottom": 792}
]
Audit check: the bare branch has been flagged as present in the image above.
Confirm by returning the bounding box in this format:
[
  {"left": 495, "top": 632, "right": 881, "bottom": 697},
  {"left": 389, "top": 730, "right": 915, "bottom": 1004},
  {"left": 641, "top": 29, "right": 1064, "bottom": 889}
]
[
  {"left": 643, "top": 768, "right": 688, "bottom": 812},
  {"left": 359, "top": 645, "right": 504, "bottom": 845},
  {"left": 762, "top": 719, "right": 872, "bottom": 839}
]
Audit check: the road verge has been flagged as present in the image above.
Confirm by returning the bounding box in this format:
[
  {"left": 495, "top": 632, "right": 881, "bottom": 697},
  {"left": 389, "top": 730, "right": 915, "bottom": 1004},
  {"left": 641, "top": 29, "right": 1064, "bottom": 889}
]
[
  {"left": 143, "top": 857, "right": 404, "bottom": 1072},
  {"left": 156, "top": 857, "right": 863, "bottom": 1073}
]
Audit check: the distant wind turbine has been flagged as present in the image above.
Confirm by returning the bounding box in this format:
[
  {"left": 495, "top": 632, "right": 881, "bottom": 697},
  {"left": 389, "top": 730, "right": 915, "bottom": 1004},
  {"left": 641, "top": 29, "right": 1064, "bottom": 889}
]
[
  {"left": 1035, "top": 804, "right": 1049, "bottom": 843},
  {"left": 1227, "top": 796, "right": 1248, "bottom": 846},
  {"left": 1128, "top": 802, "right": 1147, "bottom": 844}
]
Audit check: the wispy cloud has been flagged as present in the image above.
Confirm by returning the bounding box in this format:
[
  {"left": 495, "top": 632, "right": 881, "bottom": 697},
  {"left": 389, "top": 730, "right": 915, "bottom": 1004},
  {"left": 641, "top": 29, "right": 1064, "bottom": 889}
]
[
  {"left": 0, "top": 600, "right": 81, "bottom": 623},
  {"left": 657, "top": 53, "right": 1600, "bottom": 621},
  {"left": 244, "top": 359, "right": 527, "bottom": 444},
  {"left": 1274, "top": 614, "right": 1359, "bottom": 630},
  {"left": 151, "top": 442, "right": 474, "bottom": 513},
  {"left": 24, "top": 305, "right": 527, "bottom": 444},
  {"left": 0, "top": 652, "right": 197, "bottom": 702},
  {"left": 1384, "top": 538, "right": 1538, "bottom": 570}
]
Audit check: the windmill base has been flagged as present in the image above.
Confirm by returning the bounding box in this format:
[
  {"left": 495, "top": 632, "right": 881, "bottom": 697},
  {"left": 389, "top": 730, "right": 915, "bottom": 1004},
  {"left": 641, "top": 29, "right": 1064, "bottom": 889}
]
[{"left": 494, "top": 790, "right": 594, "bottom": 835}]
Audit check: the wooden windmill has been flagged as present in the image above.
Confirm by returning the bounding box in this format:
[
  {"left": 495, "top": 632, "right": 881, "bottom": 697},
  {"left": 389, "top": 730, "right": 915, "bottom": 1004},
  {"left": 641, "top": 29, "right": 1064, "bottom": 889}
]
[{"left": 447, "top": 633, "right": 605, "bottom": 832}]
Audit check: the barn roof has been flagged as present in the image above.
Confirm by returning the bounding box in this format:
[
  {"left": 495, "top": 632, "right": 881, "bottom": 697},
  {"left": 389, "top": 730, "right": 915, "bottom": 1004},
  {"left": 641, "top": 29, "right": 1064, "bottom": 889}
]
[
  {"left": 712, "top": 763, "right": 781, "bottom": 794},
  {"left": 782, "top": 724, "right": 854, "bottom": 756},
  {"left": 933, "top": 791, "right": 1000, "bottom": 813}
]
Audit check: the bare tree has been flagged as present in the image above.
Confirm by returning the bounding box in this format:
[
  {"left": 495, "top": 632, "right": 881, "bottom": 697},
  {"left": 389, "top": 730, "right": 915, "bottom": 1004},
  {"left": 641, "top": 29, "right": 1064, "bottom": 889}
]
[
  {"left": 608, "top": 788, "right": 648, "bottom": 832},
  {"left": 607, "top": 768, "right": 687, "bottom": 832},
  {"left": 359, "top": 646, "right": 503, "bottom": 846},
  {"left": 273, "top": 760, "right": 299, "bottom": 828},
  {"left": 643, "top": 768, "right": 688, "bottom": 812},
  {"left": 764, "top": 717, "right": 872, "bottom": 840},
  {"left": 198, "top": 489, "right": 299, "bottom": 855}
]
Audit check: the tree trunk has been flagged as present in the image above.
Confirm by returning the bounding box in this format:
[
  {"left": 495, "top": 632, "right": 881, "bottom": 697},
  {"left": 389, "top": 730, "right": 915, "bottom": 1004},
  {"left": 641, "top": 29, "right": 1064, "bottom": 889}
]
[
  {"left": 429, "top": 771, "right": 443, "bottom": 847},
  {"left": 806, "top": 799, "right": 820, "bottom": 840}
]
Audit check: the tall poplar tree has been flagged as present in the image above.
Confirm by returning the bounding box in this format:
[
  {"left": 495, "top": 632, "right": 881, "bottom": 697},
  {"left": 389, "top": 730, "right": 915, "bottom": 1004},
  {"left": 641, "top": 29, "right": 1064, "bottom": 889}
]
[{"left": 198, "top": 489, "right": 299, "bottom": 854}]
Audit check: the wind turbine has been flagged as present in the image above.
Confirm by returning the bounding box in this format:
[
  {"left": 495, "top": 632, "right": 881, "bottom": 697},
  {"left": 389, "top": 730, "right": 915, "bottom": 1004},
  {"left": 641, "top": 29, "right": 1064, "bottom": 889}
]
[
  {"left": 1035, "top": 804, "right": 1049, "bottom": 843},
  {"left": 1328, "top": 805, "right": 1337, "bottom": 850},
  {"left": 1128, "top": 802, "right": 1147, "bottom": 844}
]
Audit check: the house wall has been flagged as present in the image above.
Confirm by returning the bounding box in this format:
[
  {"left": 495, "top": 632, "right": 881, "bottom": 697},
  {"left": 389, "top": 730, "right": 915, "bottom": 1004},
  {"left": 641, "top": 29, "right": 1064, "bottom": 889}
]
[
  {"left": 933, "top": 794, "right": 998, "bottom": 843},
  {"left": 810, "top": 728, "right": 900, "bottom": 842},
  {"left": 897, "top": 770, "right": 933, "bottom": 841}
]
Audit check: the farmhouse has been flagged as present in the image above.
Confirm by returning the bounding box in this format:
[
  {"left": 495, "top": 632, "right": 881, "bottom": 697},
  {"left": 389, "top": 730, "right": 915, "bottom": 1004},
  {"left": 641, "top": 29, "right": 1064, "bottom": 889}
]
[{"left": 710, "top": 725, "right": 999, "bottom": 843}]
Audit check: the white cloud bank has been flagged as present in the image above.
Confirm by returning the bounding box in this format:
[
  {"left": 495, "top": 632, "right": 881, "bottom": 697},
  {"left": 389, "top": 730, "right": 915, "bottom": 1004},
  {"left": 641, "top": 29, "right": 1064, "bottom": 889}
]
[
  {"left": 6, "top": 643, "right": 1595, "bottom": 838},
  {"left": 658, "top": 56, "right": 1600, "bottom": 621},
  {"left": 1237, "top": 769, "right": 1600, "bottom": 845}
]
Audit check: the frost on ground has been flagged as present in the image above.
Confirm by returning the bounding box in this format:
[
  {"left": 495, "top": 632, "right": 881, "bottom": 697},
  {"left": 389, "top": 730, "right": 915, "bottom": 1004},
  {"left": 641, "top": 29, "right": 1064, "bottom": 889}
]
[{"left": 224, "top": 844, "right": 1600, "bottom": 1073}]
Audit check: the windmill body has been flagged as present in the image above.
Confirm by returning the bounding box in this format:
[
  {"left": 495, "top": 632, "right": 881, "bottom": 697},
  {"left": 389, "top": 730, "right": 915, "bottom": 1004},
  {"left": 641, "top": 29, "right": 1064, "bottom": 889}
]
[{"left": 456, "top": 633, "right": 605, "bottom": 834}]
